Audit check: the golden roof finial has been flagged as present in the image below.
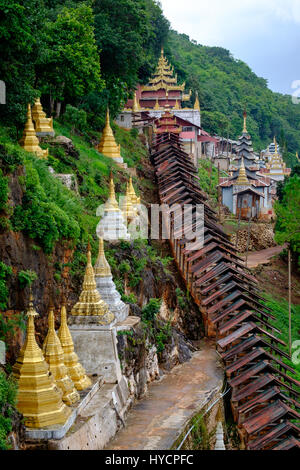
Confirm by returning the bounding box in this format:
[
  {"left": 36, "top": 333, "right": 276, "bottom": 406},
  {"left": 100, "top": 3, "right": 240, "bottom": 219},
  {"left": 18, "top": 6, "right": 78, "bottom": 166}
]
[
  {"left": 236, "top": 157, "right": 249, "bottom": 185},
  {"left": 132, "top": 91, "right": 140, "bottom": 112},
  {"left": 94, "top": 237, "right": 112, "bottom": 277},
  {"left": 19, "top": 104, "right": 48, "bottom": 158},
  {"left": 296, "top": 151, "right": 299, "bottom": 161},
  {"left": 70, "top": 246, "right": 112, "bottom": 318},
  {"left": 194, "top": 92, "right": 200, "bottom": 111},
  {"left": 96, "top": 108, "right": 123, "bottom": 161},
  {"left": 12, "top": 293, "right": 71, "bottom": 428},
  {"left": 120, "top": 182, "right": 137, "bottom": 220},
  {"left": 154, "top": 98, "right": 160, "bottom": 110},
  {"left": 243, "top": 109, "right": 247, "bottom": 133},
  {"left": 58, "top": 301, "right": 91, "bottom": 391},
  {"left": 128, "top": 176, "right": 140, "bottom": 205},
  {"left": 43, "top": 305, "right": 80, "bottom": 405},
  {"left": 104, "top": 173, "right": 120, "bottom": 212}
]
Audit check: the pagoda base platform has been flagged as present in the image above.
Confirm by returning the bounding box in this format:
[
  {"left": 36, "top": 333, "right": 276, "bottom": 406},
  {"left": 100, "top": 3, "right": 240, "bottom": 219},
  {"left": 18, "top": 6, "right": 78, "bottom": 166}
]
[
  {"left": 69, "top": 323, "right": 122, "bottom": 383},
  {"left": 24, "top": 376, "right": 102, "bottom": 441}
]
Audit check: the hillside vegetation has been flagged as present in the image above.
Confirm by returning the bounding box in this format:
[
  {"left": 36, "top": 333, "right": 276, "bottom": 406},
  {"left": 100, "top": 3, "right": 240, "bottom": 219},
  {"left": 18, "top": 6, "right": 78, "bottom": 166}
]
[{"left": 166, "top": 30, "right": 300, "bottom": 167}]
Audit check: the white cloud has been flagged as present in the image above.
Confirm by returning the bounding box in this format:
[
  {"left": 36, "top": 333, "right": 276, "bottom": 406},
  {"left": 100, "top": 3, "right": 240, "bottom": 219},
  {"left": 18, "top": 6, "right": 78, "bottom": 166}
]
[{"left": 160, "top": 0, "right": 300, "bottom": 45}]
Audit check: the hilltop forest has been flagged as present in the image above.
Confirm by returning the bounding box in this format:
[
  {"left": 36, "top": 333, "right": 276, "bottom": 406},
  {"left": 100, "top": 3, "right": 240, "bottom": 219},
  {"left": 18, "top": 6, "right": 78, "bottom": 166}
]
[{"left": 1, "top": 0, "right": 300, "bottom": 165}]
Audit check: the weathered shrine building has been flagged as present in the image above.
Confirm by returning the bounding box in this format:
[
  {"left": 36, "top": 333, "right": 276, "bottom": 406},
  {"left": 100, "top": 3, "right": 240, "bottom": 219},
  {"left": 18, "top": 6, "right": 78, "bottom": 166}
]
[{"left": 219, "top": 112, "right": 274, "bottom": 220}]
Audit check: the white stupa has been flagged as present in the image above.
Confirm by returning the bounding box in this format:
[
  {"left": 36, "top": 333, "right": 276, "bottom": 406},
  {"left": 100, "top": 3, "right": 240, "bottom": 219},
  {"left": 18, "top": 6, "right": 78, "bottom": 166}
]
[
  {"left": 96, "top": 174, "right": 130, "bottom": 242},
  {"left": 94, "top": 237, "right": 129, "bottom": 323}
]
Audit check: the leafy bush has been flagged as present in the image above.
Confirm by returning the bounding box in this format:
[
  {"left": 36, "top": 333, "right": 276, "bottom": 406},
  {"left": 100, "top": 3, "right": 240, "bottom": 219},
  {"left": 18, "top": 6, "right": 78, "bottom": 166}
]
[
  {"left": 18, "top": 270, "right": 38, "bottom": 289},
  {"left": 63, "top": 105, "right": 88, "bottom": 133},
  {"left": 142, "top": 298, "right": 162, "bottom": 322},
  {"left": 0, "top": 262, "right": 12, "bottom": 310},
  {"left": 0, "top": 169, "right": 8, "bottom": 210},
  {"left": 0, "top": 371, "right": 18, "bottom": 450},
  {"left": 0, "top": 144, "right": 24, "bottom": 172}
]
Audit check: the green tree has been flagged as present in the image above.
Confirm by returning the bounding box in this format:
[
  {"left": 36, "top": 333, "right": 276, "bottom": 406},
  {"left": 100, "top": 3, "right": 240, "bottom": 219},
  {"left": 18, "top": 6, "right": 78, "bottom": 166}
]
[
  {"left": 36, "top": 2, "right": 103, "bottom": 117},
  {"left": 274, "top": 175, "right": 300, "bottom": 265}
]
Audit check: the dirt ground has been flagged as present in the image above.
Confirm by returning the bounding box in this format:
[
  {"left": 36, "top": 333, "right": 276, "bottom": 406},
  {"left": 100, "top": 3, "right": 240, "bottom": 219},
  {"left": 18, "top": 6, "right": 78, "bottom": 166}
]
[{"left": 251, "top": 253, "right": 300, "bottom": 304}]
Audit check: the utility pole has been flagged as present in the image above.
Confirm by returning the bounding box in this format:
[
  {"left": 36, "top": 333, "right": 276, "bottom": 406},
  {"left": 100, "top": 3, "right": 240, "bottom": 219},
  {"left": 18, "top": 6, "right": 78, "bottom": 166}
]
[
  {"left": 217, "top": 163, "right": 221, "bottom": 222},
  {"left": 288, "top": 246, "right": 292, "bottom": 357},
  {"left": 245, "top": 209, "right": 252, "bottom": 268},
  {"left": 236, "top": 198, "right": 242, "bottom": 249}
]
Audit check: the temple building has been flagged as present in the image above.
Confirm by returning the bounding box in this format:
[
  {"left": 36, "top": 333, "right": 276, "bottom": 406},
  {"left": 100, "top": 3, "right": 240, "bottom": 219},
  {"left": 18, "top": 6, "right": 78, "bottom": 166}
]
[
  {"left": 116, "top": 49, "right": 200, "bottom": 129},
  {"left": 32, "top": 98, "right": 55, "bottom": 137},
  {"left": 94, "top": 237, "right": 129, "bottom": 323},
  {"left": 96, "top": 109, "right": 126, "bottom": 168},
  {"left": 219, "top": 113, "right": 273, "bottom": 220},
  {"left": 96, "top": 174, "right": 130, "bottom": 242},
  {"left": 259, "top": 137, "right": 291, "bottom": 182},
  {"left": 19, "top": 104, "right": 48, "bottom": 158},
  {"left": 12, "top": 294, "right": 71, "bottom": 428}
]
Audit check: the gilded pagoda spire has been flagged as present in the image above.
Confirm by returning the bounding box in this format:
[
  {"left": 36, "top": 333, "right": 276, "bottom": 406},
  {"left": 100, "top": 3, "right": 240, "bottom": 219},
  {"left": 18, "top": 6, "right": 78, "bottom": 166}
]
[
  {"left": 70, "top": 244, "right": 113, "bottom": 319},
  {"left": 42, "top": 304, "right": 80, "bottom": 405},
  {"left": 236, "top": 157, "right": 249, "bottom": 185},
  {"left": 105, "top": 173, "right": 121, "bottom": 212},
  {"left": 12, "top": 293, "right": 71, "bottom": 428},
  {"left": 58, "top": 299, "right": 91, "bottom": 390},
  {"left": 243, "top": 109, "right": 248, "bottom": 134},
  {"left": 19, "top": 104, "right": 48, "bottom": 158},
  {"left": 194, "top": 92, "right": 200, "bottom": 111},
  {"left": 128, "top": 176, "right": 140, "bottom": 205},
  {"left": 94, "top": 237, "right": 112, "bottom": 278},
  {"left": 96, "top": 108, "right": 123, "bottom": 162},
  {"left": 120, "top": 182, "right": 137, "bottom": 221},
  {"left": 32, "top": 98, "right": 54, "bottom": 136},
  {"left": 132, "top": 91, "right": 140, "bottom": 113}
]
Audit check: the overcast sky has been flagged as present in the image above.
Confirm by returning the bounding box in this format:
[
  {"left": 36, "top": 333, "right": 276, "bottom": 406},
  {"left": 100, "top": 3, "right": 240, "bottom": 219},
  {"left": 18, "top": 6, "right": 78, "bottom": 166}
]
[{"left": 160, "top": 0, "right": 300, "bottom": 95}]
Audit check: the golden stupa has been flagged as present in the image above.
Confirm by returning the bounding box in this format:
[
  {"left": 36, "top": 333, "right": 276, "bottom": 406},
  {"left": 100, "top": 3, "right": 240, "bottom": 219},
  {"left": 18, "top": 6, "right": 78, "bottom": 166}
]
[
  {"left": 19, "top": 104, "right": 48, "bottom": 158},
  {"left": 194, "top": 92, "right": 200, "bottom": 111},
  {"left": 96, "top": 109, "right": 123, "bottom": 163},
  {"left": 42, "top": 306, "right": 80, "bottom": 405},
  {"left": 120, "top": 182, "right": 137, "bottom": 220},
  {"left": 70, "top": 245, "right": 112, "bottom": 318},
  {"left": 94, "top": 237, "right": 112, "bottom": 278},
  {"left": 236, "top": 158, "right": 249, "bottom": 185},
  {"left": 128, "top": 176, "right": 140, "bottom": 206},
  {"left": 12, "top": 294, "right": 71, "bottom": 428},
  {"left": 104, "top": 173, "right": 121, "bottom": 212},
  {"left": 58, "top": 301, "right": 91, "bottom": 391},
  {"left": 31, "top": 98, "right": 54, "bottom": 136}
]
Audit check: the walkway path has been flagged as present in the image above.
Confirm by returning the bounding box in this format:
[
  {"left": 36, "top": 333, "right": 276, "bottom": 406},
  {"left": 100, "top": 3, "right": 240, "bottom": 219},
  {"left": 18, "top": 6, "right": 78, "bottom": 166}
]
[
  {"left": 105, "top": 340, "right": 223, "bottom": 450},
  {"left": 246, "top": 245, "right": 285, "bottom": 268}
]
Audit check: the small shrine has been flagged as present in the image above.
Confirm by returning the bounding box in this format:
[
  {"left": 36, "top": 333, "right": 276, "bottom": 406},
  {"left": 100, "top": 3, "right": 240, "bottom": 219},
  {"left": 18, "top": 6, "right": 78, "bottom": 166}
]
[
  {"left": 31, "top": 98, "right": 55, "bottom": 137},
  {"left": 96, "top": 174, "right": 130, "bottom": 242},
  {"left": 94, "top": 237, "right": 129, "bottom": 323},
  {"left": 260, "top": 137, "right": 291, "bottom": 182},
  {"left": 219, "top": 113, "right": 273, "bottom": 220},
  {"left": 19, "top": 104, "right": 48, "bottom": 158},
  {"left": 12, "top": 294, "right": 71, "bottom": 428},
  {"left": 120, "top": 181, "right": 137, "bottom": 222},
  {"left": 96, "top": 109, "right": 126, "bottom": 168}
]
